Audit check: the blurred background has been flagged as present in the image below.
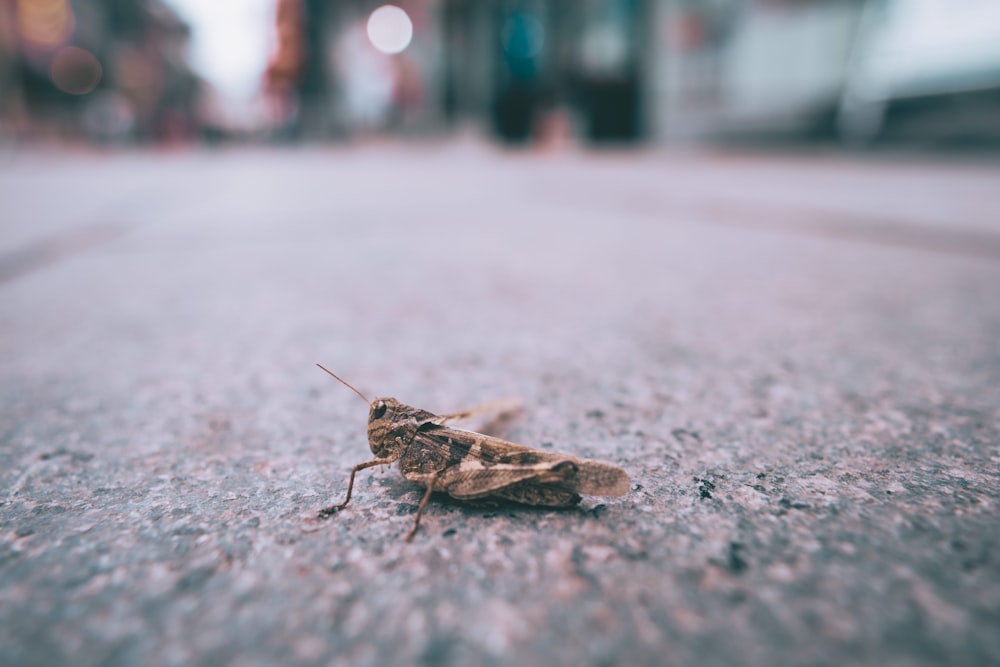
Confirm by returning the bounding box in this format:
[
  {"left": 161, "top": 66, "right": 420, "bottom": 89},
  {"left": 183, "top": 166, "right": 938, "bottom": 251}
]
[{"left": 2, "top": 0, "right": 999, "bottom": 149}]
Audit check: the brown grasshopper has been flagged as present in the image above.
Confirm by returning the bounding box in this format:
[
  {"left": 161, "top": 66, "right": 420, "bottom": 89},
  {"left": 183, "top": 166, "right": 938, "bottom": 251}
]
[{"left": 315, "top": 365, "right": 630, "bottom": 541}]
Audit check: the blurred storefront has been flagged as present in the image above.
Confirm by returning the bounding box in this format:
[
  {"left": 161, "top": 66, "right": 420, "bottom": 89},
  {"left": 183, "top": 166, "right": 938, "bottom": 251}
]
[
  {"left": 648, "top": 0, "right": 863, "bottom": 142},
  {"left": 651, "top": 0, "right": 1000, "bottom": 145},
  {"left": 3, "top": 0, "right": 998, "bottom": 148},
  {"left": 266, "top": 0, "right": 651, "bottom": 144},
  {"left": 271, "top": 0, "right": 1000, "bottom": 147}
]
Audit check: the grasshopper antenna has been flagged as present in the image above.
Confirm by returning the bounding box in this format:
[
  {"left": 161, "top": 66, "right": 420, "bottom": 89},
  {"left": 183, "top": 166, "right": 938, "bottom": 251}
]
[{"left": 316, "top": 364, "right": 372, "bottom": 406}]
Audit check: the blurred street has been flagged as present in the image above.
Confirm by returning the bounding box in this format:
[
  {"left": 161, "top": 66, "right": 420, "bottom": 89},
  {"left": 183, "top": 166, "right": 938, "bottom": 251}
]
[{"left": 1, "top": 143, "right": 999, "bottom": 666}]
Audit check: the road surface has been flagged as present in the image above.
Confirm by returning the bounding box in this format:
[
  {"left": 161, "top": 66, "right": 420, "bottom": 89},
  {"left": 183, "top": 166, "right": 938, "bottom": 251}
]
[{"left": 2, "top": 143, "right": 999, "bottom": 666}]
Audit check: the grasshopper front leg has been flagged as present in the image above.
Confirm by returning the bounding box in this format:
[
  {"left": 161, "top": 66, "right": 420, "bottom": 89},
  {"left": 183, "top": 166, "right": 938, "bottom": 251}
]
[
  {"left": 405, "top": 472, "right": 441, "bottom": 542},
  {"left": 319, "top": 457, "right": 395, "bottom": 518}
]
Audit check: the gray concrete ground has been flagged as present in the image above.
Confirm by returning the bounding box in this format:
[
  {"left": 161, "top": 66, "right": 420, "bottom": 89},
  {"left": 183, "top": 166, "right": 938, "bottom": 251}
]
[{"left": 1, "top": 143, "right": 999, "bottom": 667}]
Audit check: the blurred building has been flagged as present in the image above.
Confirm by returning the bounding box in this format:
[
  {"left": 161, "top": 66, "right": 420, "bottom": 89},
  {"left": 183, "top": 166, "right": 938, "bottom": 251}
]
[
  {"left": 647, "top": 0, "right": 863, "bottom": 142},
  {"left": 266, "top": 0, "right": 651, "bottom": 144},
  {"left": 651, "top": 0, "right": 1000, "bottom": 146},
  {"left": 0, "top": 0, "right": 202, "bottom": 144},
  {"left": 268, "top": 0, "right": 1000, "bottom": 147},
  {"left": 3, "top": 0, "right": 997, "bottom": 148}
]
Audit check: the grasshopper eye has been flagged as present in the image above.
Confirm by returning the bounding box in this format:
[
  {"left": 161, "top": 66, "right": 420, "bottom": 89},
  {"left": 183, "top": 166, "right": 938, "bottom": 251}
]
[{"left": 371, "top": 402, "right": 387, "bottom": 419}]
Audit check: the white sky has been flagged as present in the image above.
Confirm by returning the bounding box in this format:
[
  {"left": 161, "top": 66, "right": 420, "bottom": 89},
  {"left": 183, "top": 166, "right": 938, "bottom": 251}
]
[{"left": 167, "top": 0, "right": 276, "bottom": 100}]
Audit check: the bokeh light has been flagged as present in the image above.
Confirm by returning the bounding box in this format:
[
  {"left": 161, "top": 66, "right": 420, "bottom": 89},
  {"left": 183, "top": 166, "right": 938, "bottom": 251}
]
[
  {"left": 366, "top": 5, "right": 413, "bottom": 55},
  {"left": 49, "top": 46, "right": 103, "bottom": 95},
  {"left": 16, "top": 0, "right": 75, "bottom": 49}
]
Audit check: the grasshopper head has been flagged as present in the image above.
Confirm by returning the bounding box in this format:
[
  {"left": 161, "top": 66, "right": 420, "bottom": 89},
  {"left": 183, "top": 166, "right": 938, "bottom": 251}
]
[
  {"left": 367, "top": 397, "right": 414, "bottom": 460},
  {"left": 315, "top": 365, "right": 418, "bottom": 462}
]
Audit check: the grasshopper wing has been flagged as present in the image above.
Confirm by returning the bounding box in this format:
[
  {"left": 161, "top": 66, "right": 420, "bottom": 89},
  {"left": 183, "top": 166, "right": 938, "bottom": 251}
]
[
  {"left": 437, "top": 458, "right": 580, "bottom": 499},
  {"left": 408, "top": 426, "right": 629, "bottom": 499},
  {"left": 455, "top": 428, "right": 630, "bottom": 496}
]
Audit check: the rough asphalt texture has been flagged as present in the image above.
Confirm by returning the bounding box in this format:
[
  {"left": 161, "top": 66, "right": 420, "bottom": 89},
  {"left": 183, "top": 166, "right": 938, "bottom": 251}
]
[{"left": 1, "top": 144, "right": 999, "bottom": 667}]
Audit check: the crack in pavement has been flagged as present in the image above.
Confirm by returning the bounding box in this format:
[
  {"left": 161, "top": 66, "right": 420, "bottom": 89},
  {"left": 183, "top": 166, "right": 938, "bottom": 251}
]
[{"left": 0, "top": 222, "right": 131, "bottom": 285}]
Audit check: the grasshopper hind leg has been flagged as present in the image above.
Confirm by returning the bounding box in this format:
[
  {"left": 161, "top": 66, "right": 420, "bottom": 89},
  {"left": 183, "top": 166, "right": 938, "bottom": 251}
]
[
  {"left": 489, "top": 484, "right": 581, "bottom": 507},
  {"left": 404, "top": 473, "right": 441, "bottom": 542}
]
